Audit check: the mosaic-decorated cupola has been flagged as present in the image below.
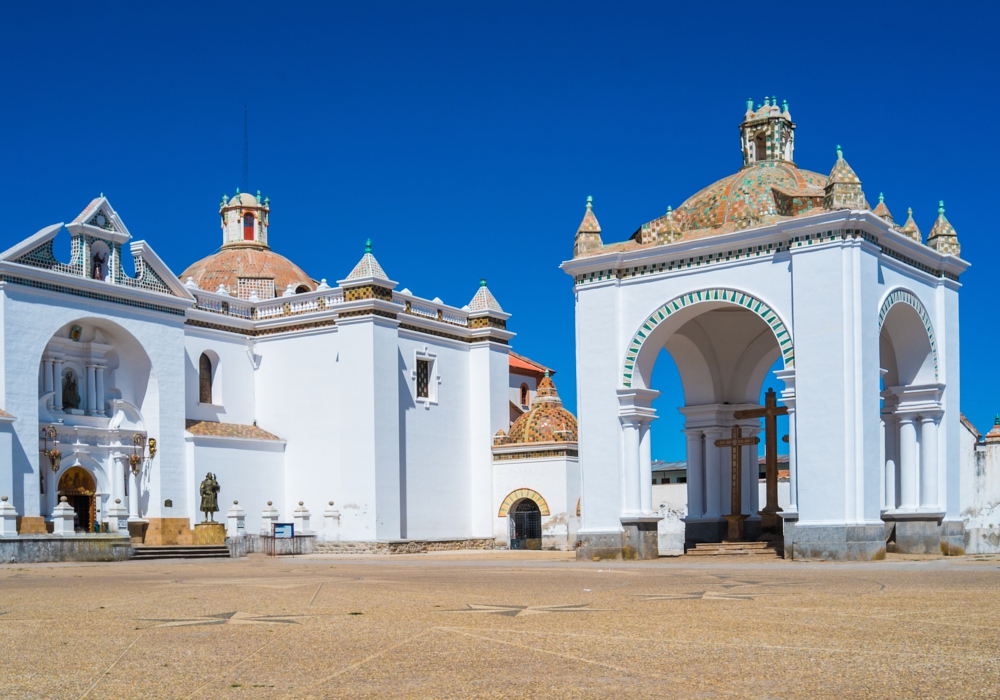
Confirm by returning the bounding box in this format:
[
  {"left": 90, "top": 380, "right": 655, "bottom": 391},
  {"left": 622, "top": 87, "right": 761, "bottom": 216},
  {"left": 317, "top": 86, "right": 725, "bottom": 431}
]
[
  {"left": 467, "top": 278, "right": 508, "bottom": 333},
  {"left": 823, "top": 146, "right": 867, "bottom": 210},
  {"left": 927, "top": 201, "right": 961, "bottom": 256},
  {"left": 873, "top": 193, "right": 894, "bottom": 224},
  {"left": 740, "top": 96, "right": 795, "bottom": 166},
  {"left": 220, "top": 189, "right": 270, "bottom": 248},
  {"left": 337, "top": 239, "right": 397, "bottom": 302},
  {"left": 899, "top": 207, "right": 923, "bottom": 243},
  {"left": 573, "top": 196, "right": 603, "bottom": 257}
]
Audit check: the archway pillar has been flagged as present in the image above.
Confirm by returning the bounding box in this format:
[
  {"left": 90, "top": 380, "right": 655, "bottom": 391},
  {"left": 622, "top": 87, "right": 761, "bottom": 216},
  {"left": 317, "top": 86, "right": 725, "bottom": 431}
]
[{"left": 617, "top": 389, "right": 661, "bottom": 559}]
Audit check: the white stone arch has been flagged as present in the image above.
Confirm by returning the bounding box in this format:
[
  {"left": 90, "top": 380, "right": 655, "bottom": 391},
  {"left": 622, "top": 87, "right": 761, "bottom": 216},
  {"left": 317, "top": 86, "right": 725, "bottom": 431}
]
[
  {"left": 878, "top": 288, "right": 938, "bottom": 382},
  {"left": 622, "top": 288, "right": 793, "bottom": 391},
  {"left": 55, "top": 451, "right": 111, "bottom": 497}
]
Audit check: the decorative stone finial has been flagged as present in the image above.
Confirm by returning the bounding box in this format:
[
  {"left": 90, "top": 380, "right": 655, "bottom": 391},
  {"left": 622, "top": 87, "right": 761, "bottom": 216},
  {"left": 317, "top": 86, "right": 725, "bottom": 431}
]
[
  {"left": 60, "top": 496, "right": 67, "bottom": 502},
  {"left": 879, "top": 192, "right": 884, "bottom": 204},
  {"left": 264, "top": 196, "right": 270, "bottom": 206},
  {"left": 115, "top": 498, "right": 121, "bottom": 504},
  {"left": 836, "top": 144, "right": 843, "bottom": 160},
  {"left": 299, "top": 501, "right": 304, "bottom": 506},
  {"left": 586, "top": 195, "right": 593, "bottom": 209},
  {"left": 939, "top": 200, "right": 945, "bottom": 215},
  {"left": 365, "top": 238, "right": 372, "bottom": 254},
  {"left": 256, "top": 190, "right": 262, "bottom": 204},
  {"left": 480, "top": 278, "right": 487, "bottom": 287},
  {"left": 1, "top": 496, "right": 6, "bottom": 502},
  {"left": 995, "top": 414, "right": 999, "bottom": 426},
  {"left": 234, "top": 500, "right": 238, "bottom": 505},
  {"left": 236, "top": 187, "right": 240, "bottom": 195},
  {"left": 666, "top": 205, "right": 673, "bottom": 219},
  {"left": 544, "top": 369, "right": 550, "bottom": 378},
  {"left": 267, "top": 500, "right": 272, "bottom": 506},
  {"left": 746, "top": 98, "right": 753, "bottom": 111},
  {"left": 329, "top": 501, "right": 334, "bottom": 506},
  {"left": 764, "top": 96, "right": 770, "bottom": 107},
  {"left": 908, "top": 207, "right": 913, "bottom": 217},
  {"left": 782, "top": 99, "right": 789, "bottom": 112}
]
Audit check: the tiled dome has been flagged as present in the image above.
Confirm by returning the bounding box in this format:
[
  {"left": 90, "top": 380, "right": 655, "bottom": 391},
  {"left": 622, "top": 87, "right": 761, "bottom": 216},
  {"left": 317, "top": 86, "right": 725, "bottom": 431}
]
[
  {"left": 179, "top": 247, "right": 314, "bottom": 298},
  {"left": 505, "top": 373, "right": 578, "bottom": 444}
]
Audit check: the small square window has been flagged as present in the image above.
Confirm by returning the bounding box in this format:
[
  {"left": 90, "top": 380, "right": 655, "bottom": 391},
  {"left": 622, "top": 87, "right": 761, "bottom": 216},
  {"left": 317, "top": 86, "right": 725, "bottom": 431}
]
[{"left": 416, "top": 359, "right": 430, "bottom": 399}]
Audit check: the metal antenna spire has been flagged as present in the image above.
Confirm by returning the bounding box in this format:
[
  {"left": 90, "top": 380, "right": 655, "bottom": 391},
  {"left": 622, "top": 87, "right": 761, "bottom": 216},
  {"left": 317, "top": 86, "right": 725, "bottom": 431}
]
[{"left": 242, "top": 104, "right": 249, "bottom": 193}]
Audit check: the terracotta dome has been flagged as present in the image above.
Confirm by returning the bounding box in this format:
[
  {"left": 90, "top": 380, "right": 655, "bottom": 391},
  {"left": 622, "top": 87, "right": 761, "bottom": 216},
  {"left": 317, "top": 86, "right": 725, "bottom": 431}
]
[
  {"left": 505, "top": 374, "right": 578, "bottom": 444},
  {"left": 179, "top": 246, "right": 314, "bottom": 299}
]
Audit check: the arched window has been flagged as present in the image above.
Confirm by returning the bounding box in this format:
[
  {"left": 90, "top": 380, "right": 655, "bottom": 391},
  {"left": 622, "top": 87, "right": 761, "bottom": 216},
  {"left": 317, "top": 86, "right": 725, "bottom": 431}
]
[
  {"left": 199, "top": 353, "right": 213, "bottom": 404},
  {"left": 754, "top": 132, "right": 766, "bottom": 161},
  {"left": 295, "top": 285, "right": 310, "bottom": 294},
  {"left": 520, "top": 383, "right": 529, "bottom": 408},
  {"left": 243, "top": 213, "right": 255, "bottom": 241}
]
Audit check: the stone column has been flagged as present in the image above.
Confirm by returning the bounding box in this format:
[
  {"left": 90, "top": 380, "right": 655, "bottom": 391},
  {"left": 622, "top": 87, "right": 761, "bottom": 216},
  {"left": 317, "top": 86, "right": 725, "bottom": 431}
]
[
  {"left": 53, "top": 360, "right": 64, "bottom": 411},
  {"left": 898, "top": 416, "right": 918, "bottom": 510},
  {"left": 919, "top": 416, "right": 939, "bottom": 510},
  {"left": 685, "top": 430, "right": 704, "bottom": 518},
  {"left": 638, "top": 419, "right": 655, "bottom": 515},
  {"left": 323, "top": 502, "right": 341, "bottom": 542},
  {"left": 742, "top": 427, "right": 761, "bottom": 518},
  {"left": 86, "top": 364, "right": 98, "bottom": 415},
  {"left": 127, "top": 464, "right": 141, "bottom": 521},
  {"left": 95, "top": 366, "right": 106, "bottom": 416},
  {"left": 43, "top": 359, "right": 54, "bottom": 397},
  {"left": 883, "top": 415, "right": 898, "bottom": 510},
  {"left": 703, "top": 428, "right": 724, "bottom": 517},
  {"left": 785, "top": 406, "right": 798, "bottom": 512},
  {"left": 621, "top": 420, "right": 641, "bottom": 516}
]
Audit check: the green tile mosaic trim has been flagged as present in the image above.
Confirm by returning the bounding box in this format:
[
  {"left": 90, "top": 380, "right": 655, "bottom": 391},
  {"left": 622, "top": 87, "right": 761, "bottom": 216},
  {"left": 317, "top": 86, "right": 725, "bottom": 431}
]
[
  {"left": 1, "top": 275, "right": 185, "bottom": 316},
  {"left": 622, "top": 288, "right": 793, "bottom": 388},
  {"left": 878, "top": 289, "right": 939, "bottom": 380},
  {"left": 575, "top": 229, "right": 957, "bottom": 286}
]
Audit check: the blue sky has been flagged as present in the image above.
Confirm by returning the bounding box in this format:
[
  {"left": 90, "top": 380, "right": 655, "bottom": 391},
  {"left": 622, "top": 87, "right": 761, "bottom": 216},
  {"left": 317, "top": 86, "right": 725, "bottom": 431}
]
[{"left": 2, "top": 2, "right": 996, "bottom": 460}]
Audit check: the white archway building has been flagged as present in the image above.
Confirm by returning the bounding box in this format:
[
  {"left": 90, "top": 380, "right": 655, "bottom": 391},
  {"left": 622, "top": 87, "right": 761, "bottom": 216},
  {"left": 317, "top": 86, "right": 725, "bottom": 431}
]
[{"left": 563, "top": 100, "right": 968, "bottom": 560}]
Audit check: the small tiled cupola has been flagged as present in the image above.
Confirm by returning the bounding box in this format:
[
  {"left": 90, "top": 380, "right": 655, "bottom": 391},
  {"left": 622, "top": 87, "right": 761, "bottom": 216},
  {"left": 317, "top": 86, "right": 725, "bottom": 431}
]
[
  {"left": 899, "top": 207, "right": 922, "bottom": 243},
  {"left": 338, "top": 239, "right": 397, "bottom": 302},
  {"left": 573, "top": 196, "right": 603, "bottom": 257},
  {"left": 220, "top": 189, "right": 270, "bottom": 248},
  {"left": 467, "top": 278, "right": 509, "bottom": 335},
  {"left": 873, "top": 193, "right": 894, "bottom": 224},
  {"left": 927, "top": 201, "right": 961, "bottom": 256},
  {"left": 823, "top": 145, "right": 867, "bottom": 210},
  {"left": 739, "top": 96, "right": 795, "bottom": 166}
]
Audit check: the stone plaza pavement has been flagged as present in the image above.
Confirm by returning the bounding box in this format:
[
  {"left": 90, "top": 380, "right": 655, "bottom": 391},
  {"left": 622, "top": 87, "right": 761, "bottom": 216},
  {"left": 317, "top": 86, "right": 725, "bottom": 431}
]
[{"left": 2, "top": 551, "right": 999, "bottom": 699}]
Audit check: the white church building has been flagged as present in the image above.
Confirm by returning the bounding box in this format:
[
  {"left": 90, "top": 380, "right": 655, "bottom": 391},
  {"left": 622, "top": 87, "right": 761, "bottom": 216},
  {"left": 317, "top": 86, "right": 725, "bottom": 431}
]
[
  {"left": 0, "top": 190, "right": 580, "bottom": 551},
  {"left": 564, "top": 99, "right": 968, "bottom": 561}
]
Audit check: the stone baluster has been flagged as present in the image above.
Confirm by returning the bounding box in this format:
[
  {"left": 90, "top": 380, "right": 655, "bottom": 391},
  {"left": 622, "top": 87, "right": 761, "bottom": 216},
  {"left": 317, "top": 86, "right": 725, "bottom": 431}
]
[
  {"left": 684, "top": 430, "right": 705, "bottom": 518},
  {"left": 898, "top": 416, "right": 918, "bottom": 510}
]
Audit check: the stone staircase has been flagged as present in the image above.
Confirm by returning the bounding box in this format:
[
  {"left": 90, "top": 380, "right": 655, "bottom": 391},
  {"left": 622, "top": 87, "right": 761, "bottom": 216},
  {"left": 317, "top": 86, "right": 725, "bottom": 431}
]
[
  {"left": 685, "top": 541, "right": 783, "bottom": 558},
  {"left": 131, "top": 545, "right": 231, "bottom": 560}
]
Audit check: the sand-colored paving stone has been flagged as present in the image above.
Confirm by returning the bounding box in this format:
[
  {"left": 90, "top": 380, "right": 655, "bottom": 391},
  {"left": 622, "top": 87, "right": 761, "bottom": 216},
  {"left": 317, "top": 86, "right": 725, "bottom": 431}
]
[{"left": 1, "top": 550, "right": 999, "bottom": 699}]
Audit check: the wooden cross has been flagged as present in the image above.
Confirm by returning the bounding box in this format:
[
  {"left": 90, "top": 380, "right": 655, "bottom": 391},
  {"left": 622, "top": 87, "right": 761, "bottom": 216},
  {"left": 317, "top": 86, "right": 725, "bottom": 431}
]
[
  {"left": 734, "top": 388, "right": 788, "bottom": 533},
  {"left": 714, "top": 425, "right": 759, "bottom": 542}
]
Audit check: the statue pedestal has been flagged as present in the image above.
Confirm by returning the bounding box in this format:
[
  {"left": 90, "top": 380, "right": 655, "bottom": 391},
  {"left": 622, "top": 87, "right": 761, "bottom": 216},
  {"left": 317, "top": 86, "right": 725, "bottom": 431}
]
[{"left": 194, "top": 522, "right": 226, "bottom": 545}]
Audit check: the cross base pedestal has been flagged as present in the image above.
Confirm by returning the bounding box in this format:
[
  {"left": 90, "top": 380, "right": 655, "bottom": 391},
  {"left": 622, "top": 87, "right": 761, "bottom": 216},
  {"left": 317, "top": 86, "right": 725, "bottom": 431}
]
[
  {"left": 723, "top": 514, "right": 749, "bottom": 542},
  {"left": 759, "top": 507, "right": 784, "bottom": 533}
]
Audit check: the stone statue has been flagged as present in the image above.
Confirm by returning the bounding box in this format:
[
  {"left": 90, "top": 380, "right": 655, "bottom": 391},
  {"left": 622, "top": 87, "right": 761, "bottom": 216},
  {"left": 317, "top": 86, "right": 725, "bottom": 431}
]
[
  {"left": 91, "top": 251, "right": 107, "bottom": 280},
  {"left": 63, "top": 370, "right": 81, "bottom": 410},
  {"left": 199, "top": 472, "right": 220, "bottom": 522}
]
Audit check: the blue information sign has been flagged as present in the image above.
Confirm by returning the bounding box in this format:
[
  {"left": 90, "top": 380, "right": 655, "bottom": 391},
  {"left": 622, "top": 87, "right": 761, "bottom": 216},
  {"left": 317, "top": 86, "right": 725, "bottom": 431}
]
[{"left": 273, "top": 523, "right": 294, "bottom": 539}]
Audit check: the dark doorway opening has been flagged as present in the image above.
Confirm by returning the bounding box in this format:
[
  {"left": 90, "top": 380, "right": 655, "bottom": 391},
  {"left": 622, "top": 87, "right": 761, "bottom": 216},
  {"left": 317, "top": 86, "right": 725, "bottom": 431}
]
[{"left": 509, "top": 499, "right": 542, "bottom": 550}]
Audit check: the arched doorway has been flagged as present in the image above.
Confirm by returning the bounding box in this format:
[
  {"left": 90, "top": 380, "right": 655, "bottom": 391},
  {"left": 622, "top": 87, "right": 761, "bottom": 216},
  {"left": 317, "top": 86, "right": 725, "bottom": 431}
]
[
  {"left": 509, "top": 499, "right": 542, "bottom": 550},
  {"left": 58, "top": 467, "right": 97, "bottom": 532},
  {"left": 622, "top": 289, "right": 793, "bottom": 548}
]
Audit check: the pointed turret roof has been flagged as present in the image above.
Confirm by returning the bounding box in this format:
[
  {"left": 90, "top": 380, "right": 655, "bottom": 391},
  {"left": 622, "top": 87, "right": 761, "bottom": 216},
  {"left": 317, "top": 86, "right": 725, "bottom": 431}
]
[
  {"left": 345, "top": 238, "right": 389, "bottom": 281},
  {"left": 468, "top": 278, "right": 503, "bottom": 313},
  {"left": 873, "top": 193, "right": 893, "bottom": 223},
  {"left": 899, "top": 207, "right": 922, "bottom": 242},
  {"left": 577, "top": 195, "right": 601, "bottom": 235},
  {"left": 927, "top": 201, "right": 961, "bottom": 255},
  {"left": 826, "top": 145, "right": 861, "bottom": 185}
]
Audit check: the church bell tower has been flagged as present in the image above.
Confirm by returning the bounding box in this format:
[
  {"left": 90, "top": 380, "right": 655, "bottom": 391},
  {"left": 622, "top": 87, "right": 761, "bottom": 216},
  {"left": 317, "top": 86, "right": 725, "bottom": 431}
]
[{"left": 739, "top": 97, "right": 795, "bottom": 167}]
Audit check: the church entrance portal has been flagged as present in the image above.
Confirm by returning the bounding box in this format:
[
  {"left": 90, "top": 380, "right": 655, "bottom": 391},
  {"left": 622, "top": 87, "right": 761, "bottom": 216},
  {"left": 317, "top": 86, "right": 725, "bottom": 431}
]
[
  {"left": 58, "top": 467, "right": 96, "bottom": 532},
  {"left": 509, "top": 499, "right": 542, "bottom": 550}
]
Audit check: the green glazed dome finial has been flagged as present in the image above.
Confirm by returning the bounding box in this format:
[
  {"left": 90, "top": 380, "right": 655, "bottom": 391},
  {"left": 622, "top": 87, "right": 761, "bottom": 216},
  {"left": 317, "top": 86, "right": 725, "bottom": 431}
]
[
  {"left": 586, "top": 195, "right": 593, "bottom": 209},
  {"left": 879, "top": 192, "right": 884, "bottom": 204},
  {"left": 544, "top": 369, "right": 550, "bottom": 378},
  {"left": 782, "top": 99, "right": 788, "bottom": 112},
  {"left": 480, "top": 278, "right": 487, "bottom": 287},
  {"left": 235, "top": 187, "right": 240, "bottom": 195},
  {"left": 764, "top": 96, "right": 770, "bottom": 107},
  {"left": 836, "top": 144, "right": 843, "bottom": 160},
  {"left": 365, "top": 238, "right": 372, "bottom": 254},
  {"left": 907, "top": 207, "right": 913, "bottom": 217},
  {"left": 938, "top": 200, "right": 945, "bottom": 215}
]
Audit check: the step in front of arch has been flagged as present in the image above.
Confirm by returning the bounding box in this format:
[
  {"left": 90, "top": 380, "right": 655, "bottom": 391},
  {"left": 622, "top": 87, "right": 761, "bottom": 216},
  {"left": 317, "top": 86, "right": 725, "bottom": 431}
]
[
  {"left": 131, "top": 545, "right": 231, "bottom": 560},
  {"left": 685, "top": 541, "right": 783, "bottom": 558}
]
